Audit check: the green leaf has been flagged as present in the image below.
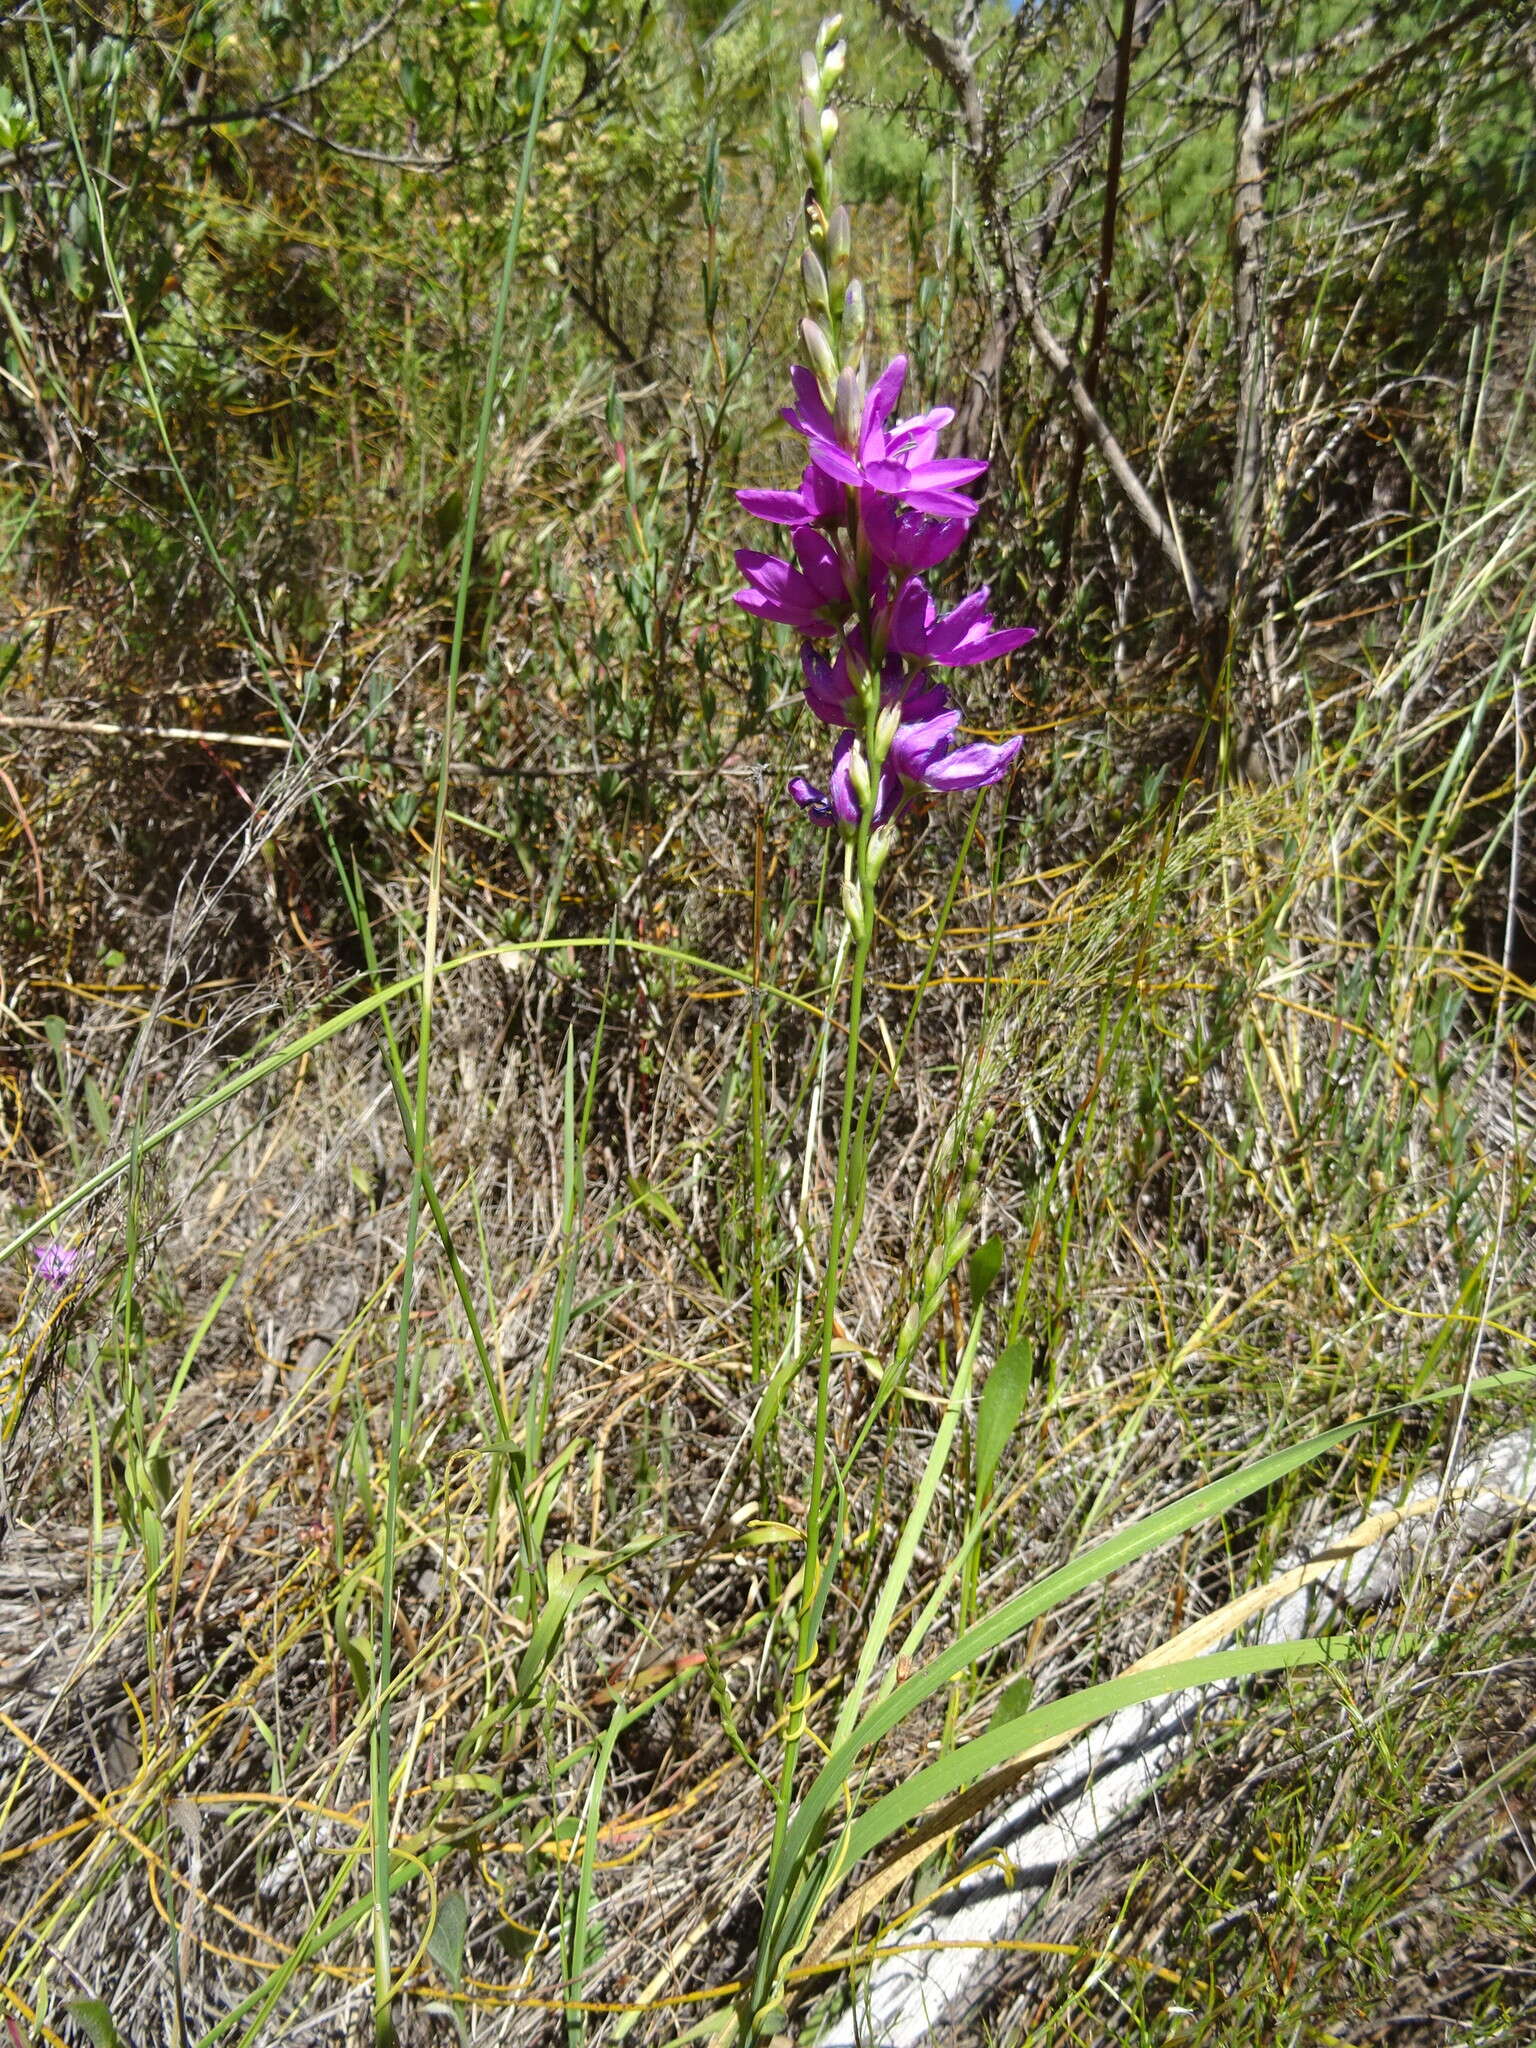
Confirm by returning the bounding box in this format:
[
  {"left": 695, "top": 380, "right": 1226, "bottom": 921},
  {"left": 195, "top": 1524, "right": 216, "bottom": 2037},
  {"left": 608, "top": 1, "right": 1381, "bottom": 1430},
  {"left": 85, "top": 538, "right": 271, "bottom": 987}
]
[
  {"left": 428, "top": 1892, "right": 468, "bottom": 1988},
  {"left": 83, "top": 1076, "right": 112, "bottom": 1141},
  {"left": 629, "top": 1174, "right": 684, "bottom": 1236},
  {"left": 844, "top": 1635, "right": 1360, "bottom": 1871},
  {"left": 967, "top": 1233, "right": 1004, "bottom": 1304},
  {"left": 399, "top": 55, "right": 432, "bottom": 120},
  {"left": 985, "top": 1673, "right": 1034, "bottom": 1731},
  {"left": 68, "top": 2001, "right": 122, "bottom": 2048},
  {"left": 974, "top": 1339, "right": 1033, "bottom": 1502},
  {"left": 757, "top": 1364, "right": 1536, "bottom": 1966}
]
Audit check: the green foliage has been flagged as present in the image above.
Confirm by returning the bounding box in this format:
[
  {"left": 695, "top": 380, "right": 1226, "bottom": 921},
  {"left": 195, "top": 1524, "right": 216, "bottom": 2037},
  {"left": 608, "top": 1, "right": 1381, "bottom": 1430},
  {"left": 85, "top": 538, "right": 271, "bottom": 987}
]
[{"left": 2, "top": 3, "right": 1535, "bottom": 2046}]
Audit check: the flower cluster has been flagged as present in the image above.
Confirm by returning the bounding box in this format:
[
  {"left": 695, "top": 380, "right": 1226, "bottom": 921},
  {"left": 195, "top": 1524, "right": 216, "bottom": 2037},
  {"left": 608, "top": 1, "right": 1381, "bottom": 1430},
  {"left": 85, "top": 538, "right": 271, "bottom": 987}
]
[
  {"left": 731, "top": 19, "right": 1033, "bottom": 846},
  {"left": 735, "top": 351, "right": 1034, "bottom": 830}
]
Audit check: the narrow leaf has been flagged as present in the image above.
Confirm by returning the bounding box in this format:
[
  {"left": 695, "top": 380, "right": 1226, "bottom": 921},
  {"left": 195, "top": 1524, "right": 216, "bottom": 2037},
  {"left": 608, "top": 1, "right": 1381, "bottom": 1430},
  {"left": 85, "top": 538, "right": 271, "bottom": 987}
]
[{"left": 974, "top": 1339, "right": 1033, "bottom": 1502}]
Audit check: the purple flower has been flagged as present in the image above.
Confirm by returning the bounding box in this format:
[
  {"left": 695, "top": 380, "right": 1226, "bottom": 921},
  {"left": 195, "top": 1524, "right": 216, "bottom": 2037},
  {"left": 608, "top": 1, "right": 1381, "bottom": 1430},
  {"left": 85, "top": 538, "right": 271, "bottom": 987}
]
[
  {"left": 886, "top": 578, "right": 1038, "bottom": 668},
  {"left": 859, "top": 493, "right": 969, "bottom": 574},
  {"left": 801, "top": 643, "right": 948, "bottom": 729},
  {"left": 791, "top": 716, "right": 1023, "bottom": 831},
  {"left": 733, "top": 530, "right": 852, "bottom": 636},
  {"left": 31, "top": 1242, "right": 81, "bottom": 1291},
  {"left": 736, "top": 462, "right": 844, "bottom": 529},
  {"left": 790, "top": 730, "right": 862, "bottom": 828},
  {"left": 782, "top": 355, "right": 989, "bottom": 517}
]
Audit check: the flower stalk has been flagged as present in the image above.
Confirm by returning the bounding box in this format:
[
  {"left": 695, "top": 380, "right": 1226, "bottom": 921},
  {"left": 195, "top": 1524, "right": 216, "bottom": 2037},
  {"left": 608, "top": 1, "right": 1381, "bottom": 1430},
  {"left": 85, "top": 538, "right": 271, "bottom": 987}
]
[{"left": 735, "top": 22, "right": 1035, "bottom": 2030}]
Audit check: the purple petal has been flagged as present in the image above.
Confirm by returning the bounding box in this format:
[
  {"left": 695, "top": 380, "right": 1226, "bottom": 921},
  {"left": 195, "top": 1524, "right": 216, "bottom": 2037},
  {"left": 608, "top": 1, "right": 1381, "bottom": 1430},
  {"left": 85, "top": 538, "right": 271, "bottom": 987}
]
[
  {"left": 802, "top": 643, "right": 855, "bottom": 725},
  {"left": 737, "top": 487, "right": 812, "bottom": 524},
  {"left": 828, "top": 731, "right": 861, "bottom": 827},
  {"left": 786, "top": 365, "right": 838, "bottom": 443},
  {"left": 862, "top": 457, "right": 918, "bottom": 497},
  {"left": 733, "top": 588, "right": 820, "bottom": 630},
  {"left": 889, "top": 709, "right": 962, "bottom": 782},
  {"left": 902, "top": 486, "right": 982, "bottom": 519},
  {"left": 904, "top": 457, "right": 989, "bottom": 490},
  {"left": 921, "top": 734, "right": 1024, "bottom": 790},
  {"left": 807, "top": 440, "right": 864, "bottom": 487},
  {"left": 950, "top": 625, "right": 1039, "bottom": 664},
  {"left": 888, "top": 406, "right": 955, "bottom": 445},
  {"left": 792, "top": 528, "right": 850, "bottom": 607},
  {"left": 734, "top": 545, "right": 791, "bottom": 588},
  {"left": 788, "top": 774, "right": 836, "bottom": 825},
  {"left": 885, "top": 577, "right": 938, "bottom": 656},
  {"left": 804, "top": 463, "right": 844, "bottom": 521},
  {"left": 860, "top": 356, "right": 909, "bottom": 455}
]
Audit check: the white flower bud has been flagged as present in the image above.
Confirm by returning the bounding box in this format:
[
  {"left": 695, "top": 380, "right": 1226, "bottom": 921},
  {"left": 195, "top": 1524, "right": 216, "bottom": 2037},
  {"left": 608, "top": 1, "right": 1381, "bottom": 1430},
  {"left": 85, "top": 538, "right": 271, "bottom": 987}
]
[
  {"left": 798, "top": 96, "right": 823, "bottom": 167},
  {"left": 843, "top": 277, "right": 866, "bottom": 341},
  {"left": 873, "top": 700, "right": 903, "bottom": 762},
  {"left": 821, "top": 39, "right": 847, "bottom": 83},
  {"left": 868, "top": 821, "right": 899, "bottom": 881},
  {"left": 820, "top": 106, "right": 839, "bottom": 153},
  {"left": 846, "top": 743, "right": 872, "bottom": 806},
  {"left": 801, "top": 249, "right": 831, "bottom": 317},
  {"left": 800, "top": 317, "right": 838, "bottom": 390},
  {"left": 800, "top": 50, "right": 822, "bottom": 102},
  {"left": 816, "top": 15, "right": 845, "bottom": 57},
  {"left": 833, "top": 366, "right": 862, "bottom": 447}
]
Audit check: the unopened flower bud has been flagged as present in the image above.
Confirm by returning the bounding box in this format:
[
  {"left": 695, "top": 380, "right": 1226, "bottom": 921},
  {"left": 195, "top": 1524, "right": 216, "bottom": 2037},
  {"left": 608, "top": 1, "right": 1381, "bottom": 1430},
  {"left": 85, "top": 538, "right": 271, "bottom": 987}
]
[
  {"left": 842, "top": 875, "right": 866, "bottom": 932},
  {"left": 868, "top": 821, "right": 898, "bottom": 880},
  {"left": 800, "top": 316, "right": 838, "bottom": 391},
  {"left": 799, "top": 96, "right": 824, "bottom": 167},
  {"left": 833, "top": 366, "right": 861, "bottom": 447},
  {"left": 801, "top": 248, "right": 831, "bottom": 317},
  {"left": 805, "top": 193, "right": 829, "bottom": 259},
  {"left": 873, "top": 700, "right": 904, "bottom": 762},
  {"left": 816, "top": 14, "right": 844, "bottom": 57},
  {"left": 821, "top": 38, "right": 846, "bottom": 84},
  {"left": 843, "top": 277, "right": 866, "bottom": 342},
  {"left": 846, "top": 743, "right": 872, "bottom": 806},
  {"left": 827, "top": 205, "right": 852, "bottom": 286},
  {"left": 820, "top": 106, "right": 839, "bottom": 153},
  {"left": 800, "top": 50, "right": 822, "bottom": 102}
]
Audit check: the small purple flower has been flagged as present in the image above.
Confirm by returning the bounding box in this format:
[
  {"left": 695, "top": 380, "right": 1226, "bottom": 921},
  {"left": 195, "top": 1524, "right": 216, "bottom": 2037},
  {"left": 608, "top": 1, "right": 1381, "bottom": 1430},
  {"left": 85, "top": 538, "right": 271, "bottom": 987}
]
[
  {"left": 31, "top": 1242, "right": 82, "bottom": 1291},
  {"left": 800, "top": 643, "right": 948, "bottom": 729},
  {"left": 733, "top": 530, "right": 852, "bottom": 636},
  {"left": 782, "top": 355, "right": 989, "bottom": 517},
  {"left": 886, "top": 578, "right": 1038, "bottom": 668},
  {"left": 736, "top": 462, "right": 844, "bottom": 529},
  {"left": 859, "top": 493, "right": 969, "bottom": 574},
  {"left": 791, "top": 716, "right": 1023, "bottom": 831}
]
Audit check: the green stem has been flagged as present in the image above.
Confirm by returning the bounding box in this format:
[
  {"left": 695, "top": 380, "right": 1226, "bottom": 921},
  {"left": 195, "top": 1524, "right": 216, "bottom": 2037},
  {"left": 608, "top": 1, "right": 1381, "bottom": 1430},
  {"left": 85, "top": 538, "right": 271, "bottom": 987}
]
[{"left": 757, "top": 690, "right": 888, "bottom": 2026}]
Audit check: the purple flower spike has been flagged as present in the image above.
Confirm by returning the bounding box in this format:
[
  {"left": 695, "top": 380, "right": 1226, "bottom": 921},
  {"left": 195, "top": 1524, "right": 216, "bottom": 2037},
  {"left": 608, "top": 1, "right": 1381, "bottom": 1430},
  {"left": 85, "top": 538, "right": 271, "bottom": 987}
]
[
  {"left": 32, "top": 1242, "right": 82, "bottom": 1291},
  {"left": 737, "top": 320, "right": 1031, "bottom": 843}
]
